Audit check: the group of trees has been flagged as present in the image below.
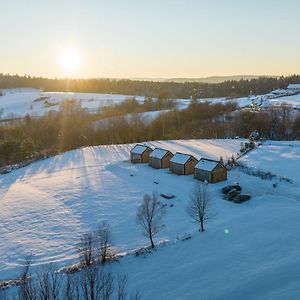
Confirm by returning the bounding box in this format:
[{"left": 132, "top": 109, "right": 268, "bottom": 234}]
[
  {"left": 137, "top": 183, "right": 211, "bottom": 249},
  {"left": 1, "top": 73, "right": 300, "bottom": 98},
  {"left": 100, "top": 96, "right": 175, "bottom": 118},
  {"left": 2, "top": 97, "right": 300, "bottom": 168},
  {"left": 14, "top": 264, "right": 139, "bottom": 300}
]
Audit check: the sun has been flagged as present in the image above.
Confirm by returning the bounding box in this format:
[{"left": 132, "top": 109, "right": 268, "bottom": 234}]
[{"left": 59, "top": 47, "right": 81, "bottom": 75}]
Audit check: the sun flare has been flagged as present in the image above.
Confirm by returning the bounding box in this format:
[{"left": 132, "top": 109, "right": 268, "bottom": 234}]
[{"left": 59, "top": 47, "right": 81, "bottom": 75}]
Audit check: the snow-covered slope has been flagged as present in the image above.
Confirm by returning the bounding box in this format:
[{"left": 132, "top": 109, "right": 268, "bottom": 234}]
[
  {"left": 0, "top": 89, "right": 145, "bottom": 118},
  {"left": 1, "top": 139, "right": 300, "bottom": 299},
  {"left": 0, "top": 139, "right": 241, "bottom": 281},
  {"left": 1, "top": 88, "right": 300, "bottom": 119}
]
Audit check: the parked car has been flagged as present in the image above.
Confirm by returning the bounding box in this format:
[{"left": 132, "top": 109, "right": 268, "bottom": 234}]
[
  {"left": 225, "top": 189, "right": 241, "bottom": 201},
  {"left": 222, "top": 184, "right": 241, "bottom": 194},
  {"left": 233, "top": 194, "right": 251, "bottom": 204}
]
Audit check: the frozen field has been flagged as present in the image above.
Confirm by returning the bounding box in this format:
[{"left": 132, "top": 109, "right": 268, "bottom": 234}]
[
  {"left": 1, "top": 139, "right": 300, "bottom": 299},
  {"left": 0, "top": 88, "right": 145, "bottom": 118},
  {"left": 1, "top": 88, "right": 300, "bottom": 119}
]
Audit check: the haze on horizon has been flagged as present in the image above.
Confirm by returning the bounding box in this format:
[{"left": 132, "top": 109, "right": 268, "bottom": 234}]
[{"left": 1, "top": 0, "right": 300, "bottom": 79}]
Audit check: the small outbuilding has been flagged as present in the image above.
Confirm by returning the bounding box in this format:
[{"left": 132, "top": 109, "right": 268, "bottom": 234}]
[
  {"left": 287, "top": 84, "right": 300, "bottom": 92},
  {"left": 130, "top": 144, "right": 153, "bottom": 163},
  {"left": 169, "top": 152, "right": 198, "bottom": 175},
  {"left": 149, "top": 148, "right": 173, "bottom": 169},
  {"left": 194, "top": 158, "right": 227, "bottom": 183}
]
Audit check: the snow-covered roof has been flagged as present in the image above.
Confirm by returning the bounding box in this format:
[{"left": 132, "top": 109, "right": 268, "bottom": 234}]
[
  {"left": 131, "top": 144, "right": 150, "bottom": 155},
  {"left": 287, "top": 84, "right": 300, "bottom": 89},
  {"left": 170, "top": 153, "right": 196, "bottom": 165},
  {"left": 149, "top": 148, "right": 171, "bottom": 159},
  {"left": 195, "top": 158, "right": 222, "bottom": 172}
]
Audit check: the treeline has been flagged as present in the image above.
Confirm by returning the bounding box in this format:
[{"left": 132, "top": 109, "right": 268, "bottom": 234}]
[
  {"left": 99, "top": 96, "right": 175, "bottom": 118},
  {"left": 1, "top": 74, "right": 300, "bottom": 98},
  {"left": 1, "top": 99, "right": 300, "bottom": 168}
]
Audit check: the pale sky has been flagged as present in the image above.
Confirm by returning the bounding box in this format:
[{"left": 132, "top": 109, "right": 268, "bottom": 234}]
[{"left": 1, "top": 0, "right": 300, "bottom": 78}]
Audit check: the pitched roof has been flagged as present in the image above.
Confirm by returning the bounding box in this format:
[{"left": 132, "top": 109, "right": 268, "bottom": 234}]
[
  {"left": 149, "top": 148, "right": 172, "bottom": 159},
  {"left": 195, "top": 158, "right": 225, "bottom": 172},
  {"left": 170, "top": 153, "right": 196, "bottom": 165},
  {"left": 287, "top": 84, "right": 300, "bottom": 89},
  {"left": 130, "top": 144, "right": 151, "bottom": 155}
]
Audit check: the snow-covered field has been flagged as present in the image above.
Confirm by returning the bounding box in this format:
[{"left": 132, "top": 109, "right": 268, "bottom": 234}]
[
  {"left": 1, "top": 88, "right": 300, "bottom": 119},
  {"left": 1, "top": 139, "right": 300, "bottom": 299},
  {"left": 0, "top": 88, "right": 145, "bottom": 118}
]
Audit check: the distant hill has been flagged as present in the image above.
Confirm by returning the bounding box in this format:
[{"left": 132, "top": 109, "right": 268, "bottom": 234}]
[{"left": 132, "top": 75, "right": 279, "bottom": 83}]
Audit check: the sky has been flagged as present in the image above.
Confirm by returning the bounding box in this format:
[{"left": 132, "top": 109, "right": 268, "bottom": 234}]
[{"left": 1, "top": 0, "right": 300, "bottom": 79}]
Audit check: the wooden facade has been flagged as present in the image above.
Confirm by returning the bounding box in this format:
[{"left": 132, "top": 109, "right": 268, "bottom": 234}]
[
  {"left": 149, "top": 149, "right": 173, "bottom": 169},
  {"left": 130, "top": 145, "right": 153, "bottom": 164},
  {"left": 169, "top": 153, "right": 198, "bottom": 175},
  {"left": 194, "top": 158, "right": 227, "bottom": 183}
]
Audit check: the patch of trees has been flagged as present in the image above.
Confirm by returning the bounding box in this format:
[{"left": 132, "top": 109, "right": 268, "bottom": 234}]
[
  {"left": 1, "top": 98, "right": 300, "bottom": 168},
  {"left": 1, "top": 73, "right": 300, "bottom": 99},
  {"left": 7, "top": 222, "right": 140, "bottom": 300},
  {"left": 100, "top": 96, "right": 175, "bottom": 118}
]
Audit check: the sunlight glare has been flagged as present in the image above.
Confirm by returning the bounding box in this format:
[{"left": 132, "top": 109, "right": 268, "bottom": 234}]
[{"left": 59, "top": 47, "right": 81, "bottom": 75}]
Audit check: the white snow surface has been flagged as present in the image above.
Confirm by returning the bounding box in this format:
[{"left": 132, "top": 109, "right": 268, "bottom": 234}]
[
  {"left": 0, "top": 88, "right": 145, "bottom": 118},
  {"left": 1, "top": 88, "right": 300, "bottom": 120},
  {"left": 130, "top": 144, "right": 150, "bottom": 155},
  {"left": 1, "top": 139, "right": 300, "bottom": 298},
  {"left": 195, "top": 158, "right": 219, "bottom": 171},
  {"left": 170, "top": 153, "right": 196, "bottom": 164},
  {"left": 149, "top": 148, "right": 171, "bottom": 159}
]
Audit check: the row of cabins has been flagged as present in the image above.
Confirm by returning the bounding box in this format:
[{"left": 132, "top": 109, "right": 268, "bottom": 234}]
[{"left": 130, "top": 144, "right": 227, "bottom": 183}]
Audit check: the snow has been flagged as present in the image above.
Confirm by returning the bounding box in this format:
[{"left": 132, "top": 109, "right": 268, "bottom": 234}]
[
  {"left": 287, "top": 83, "right": 300, "bottom": 89},
  {"left": 2, "top": 139, "right": 300, "bottom": 299},
  {"left": 170, "top": 153, "right": 195, "bottom": 165},
  {"left": 195, "top": 158, "right": 219, "bottom": 171},
  {"left": 0, "top": 88, "right": 145, "bottom": 118},
  {"left": 149, "top": 148, "right": 170, "bottom": 159},
  {"left": 1, "top": 88, "right": 300, "bottom": 120},
  {"left": 131, "top": 144, "right": 150, "bottom": 155}
]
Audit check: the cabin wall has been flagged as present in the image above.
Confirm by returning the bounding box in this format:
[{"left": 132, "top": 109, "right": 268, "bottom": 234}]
[
  {"left": 195, "top": 169, "right": 211, "bottom": 182},
  {"left": 149, "top": 157, "right": 161, "bottom": 169},
  {"left": 131, "top": 153, "right": 141, "bottom": 163},
  {"left": 170, "top": 162, "right": 184, "bottom": 175},
  {"left": 141, "top": 149, "right": 151, "bottom": 163},
  {"left": 211, "top": 166, "right": 227, "bottom": 183},
  {"left": 161, "top": 154, "right": 173, "bottom": 169},
  {"left": 185, "top": 159, "right": 197, "bottom": 175}
]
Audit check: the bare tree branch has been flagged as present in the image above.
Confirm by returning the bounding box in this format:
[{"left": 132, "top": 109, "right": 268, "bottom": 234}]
[
  {"left": 137, "top": 193, "right": 166, "bottom": 248},
  {"left": 187, "top": 182, "right": 211, "bottom": 232}
]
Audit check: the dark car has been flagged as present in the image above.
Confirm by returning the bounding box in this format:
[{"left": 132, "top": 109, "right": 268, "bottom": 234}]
[
  {"left": 225, "top": 189, "right": 241, "bottom": 201},
  {"left": 233, "top": 194, "right": 251, "bottom": 204},
  {"left": 222, "top": 184, "right": 241, "bottom": 194}
]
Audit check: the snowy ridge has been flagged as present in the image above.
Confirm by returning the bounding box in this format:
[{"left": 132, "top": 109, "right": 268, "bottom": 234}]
[{"left": 1, "top": 139, "right": 300, "bottom": 299}]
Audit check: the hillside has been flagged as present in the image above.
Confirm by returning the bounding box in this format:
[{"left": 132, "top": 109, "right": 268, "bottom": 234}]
[{"left": 1, "top": 139, "right": 300, "bottom": 299}]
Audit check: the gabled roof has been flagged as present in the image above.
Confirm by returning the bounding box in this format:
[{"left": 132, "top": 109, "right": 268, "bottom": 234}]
[
  {"left": 195, "top": 158, "right": 226, "bottom": 172},
  {"left": 287, "top": 84, "right": 300, "bottom": 89},
  {"left": 130, "top": 144, "right": 151, "bottom": 155},
  {"left": 149, "top": 148, "right": 172, "bottom": 159},
  {"left": 170, "top": 152, "right": 197, "bottom": 165}
]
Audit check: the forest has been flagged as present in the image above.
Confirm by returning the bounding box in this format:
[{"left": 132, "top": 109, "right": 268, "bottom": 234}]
[
  {"left": 0, "top": 97, "right": 300, "bottom": 168},
  {"left": 1, "top": 74, "right": 300, "bottom": 99}
]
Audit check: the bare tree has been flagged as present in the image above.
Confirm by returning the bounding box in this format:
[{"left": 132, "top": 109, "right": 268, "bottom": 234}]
[
  {"left": 96, "top": 222, "right": 113, "bottom": 263},
  {"left": 19, "top": 264, "right": 62, "bottom": 300},
  {"left": 0, "top": 288, "right": 8, "bottom": 300},
  {"left": 77, "top": 231, "right": 96, "bottom": 267},
  {"left": 117, "top": 275, "right": 128, "bottom": 300},
  {"left": 36, "top": 265, "right": 62, "bottom": 300},
  {"left": 78, "top": 265, "right": 113, "bottom": 300},
  {"left": 187, "top": 182, "right": 211, "bottom": 232},
  {"left": 18, "top": 255, "right": 37, "bottom": 300},
  {"left": 137, "top": 193, "right": 166, "bottom": 248}
]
